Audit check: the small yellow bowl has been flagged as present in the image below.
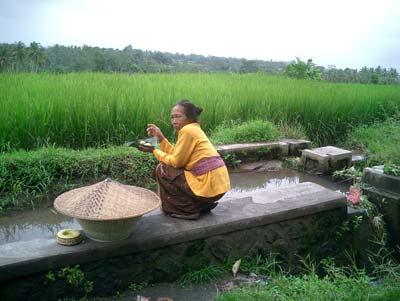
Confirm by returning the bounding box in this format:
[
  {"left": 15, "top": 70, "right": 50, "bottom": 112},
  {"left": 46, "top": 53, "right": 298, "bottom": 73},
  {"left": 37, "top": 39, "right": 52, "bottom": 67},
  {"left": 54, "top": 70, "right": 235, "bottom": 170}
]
[{"left": 56, "top": 229, "right": 82, "bottom": 246}]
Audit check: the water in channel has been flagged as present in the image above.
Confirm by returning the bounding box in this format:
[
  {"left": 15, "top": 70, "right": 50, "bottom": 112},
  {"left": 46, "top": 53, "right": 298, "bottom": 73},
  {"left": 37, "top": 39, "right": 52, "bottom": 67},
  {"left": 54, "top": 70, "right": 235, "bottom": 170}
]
[{"left": 0, "top": 163, "right": 349, "bottom": 245}]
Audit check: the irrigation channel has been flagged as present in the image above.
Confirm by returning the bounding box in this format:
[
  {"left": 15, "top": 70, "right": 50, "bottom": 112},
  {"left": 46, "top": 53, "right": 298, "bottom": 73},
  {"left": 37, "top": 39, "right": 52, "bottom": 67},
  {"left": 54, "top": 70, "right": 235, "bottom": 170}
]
[
  {"left": 0, "top": 160, "right": 349, "bottom": 245},
  {"left": 0, "top": 160, "right": 350, "bottom": 300}
]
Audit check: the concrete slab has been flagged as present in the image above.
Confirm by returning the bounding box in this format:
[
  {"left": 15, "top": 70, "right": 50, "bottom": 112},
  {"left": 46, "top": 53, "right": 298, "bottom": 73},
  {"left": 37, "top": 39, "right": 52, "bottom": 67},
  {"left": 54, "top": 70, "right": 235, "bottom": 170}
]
[
  {"left": 0, "top": 182, "right": 346, "bottom": 282},
  {"left": 301, "top": 146, "right": 352, "bottom": 173},
  {"left": 312, "top": 146, "right": 352, "bottom": 158},
  {"left": 216, "top": 141, "right": 289, "bottom": 156}
]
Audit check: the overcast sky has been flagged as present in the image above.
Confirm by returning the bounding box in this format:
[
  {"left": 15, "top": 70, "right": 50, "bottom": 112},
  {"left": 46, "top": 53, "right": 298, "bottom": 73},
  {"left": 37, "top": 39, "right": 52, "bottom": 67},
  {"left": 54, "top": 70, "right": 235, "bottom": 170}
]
[{"left": 1, "top": 0, "right": 400, "bottom": 70}]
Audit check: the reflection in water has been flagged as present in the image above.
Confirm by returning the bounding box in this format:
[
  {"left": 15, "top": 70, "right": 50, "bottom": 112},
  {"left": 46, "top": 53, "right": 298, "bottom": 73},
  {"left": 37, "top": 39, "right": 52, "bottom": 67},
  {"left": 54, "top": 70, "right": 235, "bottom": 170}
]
[
  {"left": 0, "top": 207, "right": 80, "bottom": 244},
  {"left": 225, "top": 168, "right": 348, "bottom": 197},
  {"left": 0, "top": 167, "right": 349, "bottom": 245},
  {"left": 228, "top": 169, "right": 300, "bottom": 193}
]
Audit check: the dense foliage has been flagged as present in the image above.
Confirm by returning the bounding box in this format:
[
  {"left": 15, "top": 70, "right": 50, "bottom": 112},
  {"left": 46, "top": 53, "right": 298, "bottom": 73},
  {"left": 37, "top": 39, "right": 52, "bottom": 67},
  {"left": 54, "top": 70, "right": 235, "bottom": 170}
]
[{"left": 284, "top": 57, "right": 322, "bottom": 80}]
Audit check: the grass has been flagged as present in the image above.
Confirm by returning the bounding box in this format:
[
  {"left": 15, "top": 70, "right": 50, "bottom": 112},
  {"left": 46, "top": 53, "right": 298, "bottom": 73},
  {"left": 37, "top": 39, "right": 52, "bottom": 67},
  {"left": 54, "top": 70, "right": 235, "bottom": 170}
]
[
  {"left": 1, "top": 73, "right": 400, "bottom": 151},
  {"left": 215, "top": 208, "right": 400, "bottom": 301},
  {"left": 175, "top": 251, "right": 400, "bottom": 301},
  {"left": 343, "top": 118, "right": 400, "bottom": 165},
  {"left": 174, "top": 220, "right": 400, "bottom": 301},
  {"left": 209, "top": 119, "right": 281, "bottom": 145},
  {"left": 0, "top": 146, "right": 157, "bottom": 212},
  {"left": 180, "top": 265, "right": 226, "bottom": 288},
  {"left": 216, "top": 273, "right": 400, "bottom": 301}
]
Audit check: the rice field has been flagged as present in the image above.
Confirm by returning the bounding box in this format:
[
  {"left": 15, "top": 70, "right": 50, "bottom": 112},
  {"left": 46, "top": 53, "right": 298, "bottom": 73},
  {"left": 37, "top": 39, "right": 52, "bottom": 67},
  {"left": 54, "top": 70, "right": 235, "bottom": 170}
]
[{"left": 1, "top": 72, "right": 400, "bottom": 151}]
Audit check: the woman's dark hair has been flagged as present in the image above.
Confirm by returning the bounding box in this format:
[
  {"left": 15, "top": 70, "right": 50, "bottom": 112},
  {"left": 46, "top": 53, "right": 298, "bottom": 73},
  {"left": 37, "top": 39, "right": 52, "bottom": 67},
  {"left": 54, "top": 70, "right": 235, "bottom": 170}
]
[{"left": 175, "top": 99, "right": 203, "bottom": 122}]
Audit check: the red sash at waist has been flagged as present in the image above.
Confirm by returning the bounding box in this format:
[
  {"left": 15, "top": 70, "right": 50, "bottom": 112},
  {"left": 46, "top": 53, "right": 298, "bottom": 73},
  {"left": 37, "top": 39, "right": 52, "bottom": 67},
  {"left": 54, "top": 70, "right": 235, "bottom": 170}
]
[{"left": 190, "top": 156, "right": 226, "bottom": 176}]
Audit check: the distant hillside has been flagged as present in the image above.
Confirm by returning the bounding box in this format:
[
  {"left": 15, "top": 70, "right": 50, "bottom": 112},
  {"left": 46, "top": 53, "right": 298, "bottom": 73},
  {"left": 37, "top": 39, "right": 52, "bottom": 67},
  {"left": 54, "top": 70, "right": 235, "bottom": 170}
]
[{"left": 0, "top": 42, "right": 287, "bottom": 74}]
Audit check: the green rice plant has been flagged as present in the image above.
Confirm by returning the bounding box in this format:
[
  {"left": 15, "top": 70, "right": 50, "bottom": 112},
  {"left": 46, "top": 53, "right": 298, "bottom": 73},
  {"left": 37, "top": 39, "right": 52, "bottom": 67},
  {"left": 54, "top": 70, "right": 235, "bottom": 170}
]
[
  {"left": 210, "top": 119, "right": 280, "bottom": 145},
  {"left": 1, "top": 73, "right": 400, "bottom": 151}
]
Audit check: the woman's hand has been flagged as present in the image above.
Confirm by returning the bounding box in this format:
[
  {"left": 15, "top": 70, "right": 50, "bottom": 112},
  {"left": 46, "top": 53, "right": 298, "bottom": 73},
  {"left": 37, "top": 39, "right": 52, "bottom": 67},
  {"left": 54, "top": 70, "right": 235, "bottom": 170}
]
[{"left": 147, "top": 124, "right": 165, "bottom": 142}]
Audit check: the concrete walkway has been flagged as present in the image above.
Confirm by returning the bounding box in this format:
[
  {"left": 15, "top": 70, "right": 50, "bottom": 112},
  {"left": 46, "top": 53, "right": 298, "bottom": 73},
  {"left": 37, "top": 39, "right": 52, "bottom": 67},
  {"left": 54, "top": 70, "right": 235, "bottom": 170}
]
[{"left": 0, "top": 182, "right": 345, "bottom": 282}]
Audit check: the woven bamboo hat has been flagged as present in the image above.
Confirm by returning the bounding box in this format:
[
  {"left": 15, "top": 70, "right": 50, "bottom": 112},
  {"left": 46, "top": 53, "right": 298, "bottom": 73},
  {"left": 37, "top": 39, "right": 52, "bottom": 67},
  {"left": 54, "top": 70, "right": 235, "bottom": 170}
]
[{"left": 54, "top": 178, "right": 160, "bottom": 221}]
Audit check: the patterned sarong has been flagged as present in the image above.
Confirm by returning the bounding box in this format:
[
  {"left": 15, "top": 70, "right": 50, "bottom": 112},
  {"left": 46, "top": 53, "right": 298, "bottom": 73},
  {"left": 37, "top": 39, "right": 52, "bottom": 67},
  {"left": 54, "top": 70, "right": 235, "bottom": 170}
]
[{"left": 155, "top": 163, "right": 224, "bottom": 216}]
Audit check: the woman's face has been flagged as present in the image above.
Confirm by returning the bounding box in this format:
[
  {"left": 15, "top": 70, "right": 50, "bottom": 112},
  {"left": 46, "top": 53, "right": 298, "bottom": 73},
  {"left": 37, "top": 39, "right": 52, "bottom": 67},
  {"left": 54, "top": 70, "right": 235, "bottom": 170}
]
[{"left": 171, "top": 105, "right": 192, "bottom": 131}]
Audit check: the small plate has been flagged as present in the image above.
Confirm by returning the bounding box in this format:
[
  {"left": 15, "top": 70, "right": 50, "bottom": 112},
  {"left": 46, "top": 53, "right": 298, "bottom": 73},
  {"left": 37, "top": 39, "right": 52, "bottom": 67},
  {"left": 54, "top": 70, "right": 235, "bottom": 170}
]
[{"left": 124, "top": 137, "right": 156, "bottom": 149}]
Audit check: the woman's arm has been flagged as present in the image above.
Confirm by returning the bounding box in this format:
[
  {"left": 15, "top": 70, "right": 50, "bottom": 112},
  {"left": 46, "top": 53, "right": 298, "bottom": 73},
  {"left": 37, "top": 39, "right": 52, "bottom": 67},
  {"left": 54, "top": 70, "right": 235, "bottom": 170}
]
[{"left": 153, "top": 127, "right": 196, "bottom": 168}]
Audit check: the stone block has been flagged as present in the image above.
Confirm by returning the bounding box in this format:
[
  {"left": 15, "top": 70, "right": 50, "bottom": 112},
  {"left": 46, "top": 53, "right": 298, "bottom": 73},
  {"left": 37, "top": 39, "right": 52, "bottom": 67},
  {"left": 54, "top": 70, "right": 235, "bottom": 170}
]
[
  {"left": 301, "top": 149, "right": 330, "bottom": 173},
  {"left": 301, "top": 146, "right": 352, "bottom": 174},
  {"left": 280, "top": 139, "right": 311, "bottom": 156}
]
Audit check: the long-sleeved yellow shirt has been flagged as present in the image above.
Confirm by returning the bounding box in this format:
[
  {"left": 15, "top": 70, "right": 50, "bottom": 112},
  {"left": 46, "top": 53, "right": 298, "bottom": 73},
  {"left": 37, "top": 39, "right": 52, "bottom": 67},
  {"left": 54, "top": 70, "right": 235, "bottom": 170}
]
[{"left": 153, "top": 123, "right": 230, "bottom": 197}]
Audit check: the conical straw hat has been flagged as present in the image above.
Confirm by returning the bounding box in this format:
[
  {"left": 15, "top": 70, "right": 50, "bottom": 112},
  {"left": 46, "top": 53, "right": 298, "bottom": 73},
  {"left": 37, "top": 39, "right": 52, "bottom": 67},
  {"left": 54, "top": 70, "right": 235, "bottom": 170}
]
[{"left": 54, "top": 178, "right": 160, "bottom": 221}]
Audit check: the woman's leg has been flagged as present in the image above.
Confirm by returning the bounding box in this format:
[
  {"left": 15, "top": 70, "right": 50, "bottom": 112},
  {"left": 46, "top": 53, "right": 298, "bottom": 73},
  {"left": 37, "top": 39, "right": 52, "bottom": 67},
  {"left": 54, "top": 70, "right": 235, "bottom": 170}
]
[{"left": 155, "top": 163, "right": 223, "bottom": 218}]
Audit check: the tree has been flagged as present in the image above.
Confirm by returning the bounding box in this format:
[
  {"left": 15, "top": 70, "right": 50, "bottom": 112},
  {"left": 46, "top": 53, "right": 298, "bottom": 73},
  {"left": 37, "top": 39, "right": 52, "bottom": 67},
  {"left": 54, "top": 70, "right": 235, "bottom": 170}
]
[
  {"left": 94, "top": 50, "right": 106, "bottom": 71},
  {"left": 239, "top": 59, "right": 259, "bottom": 73},
  {"left": 28, "top": 42, "right": 45, "bottom": 72},
  {"left": 12, "top": 41, "right": 26, "bottom": 71},
  {"left": 0, "top": 44, "right": 13, "bottom": 72},
  {"left": 285, "top": 57, "right": 321, "bottom": 80},
  {"left": 305, "top": 59, "right": 321, "bottom": 80}
]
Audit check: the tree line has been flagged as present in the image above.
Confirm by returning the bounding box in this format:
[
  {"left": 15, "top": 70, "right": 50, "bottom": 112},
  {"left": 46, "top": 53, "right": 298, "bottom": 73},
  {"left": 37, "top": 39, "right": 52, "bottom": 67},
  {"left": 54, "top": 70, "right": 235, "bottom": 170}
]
[
  {"left": 0, "top": 41, "right": 398, "bottom": 85},
  {"left": 0, "top": 42, "right": 286, "bottom": 74}
]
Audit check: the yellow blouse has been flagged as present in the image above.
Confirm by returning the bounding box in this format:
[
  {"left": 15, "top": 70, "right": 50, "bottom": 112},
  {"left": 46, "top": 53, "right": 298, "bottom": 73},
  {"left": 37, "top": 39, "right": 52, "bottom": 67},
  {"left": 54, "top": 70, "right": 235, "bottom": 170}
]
[{"left": 153, "top": 123, "right": 230, "bottom": 197}]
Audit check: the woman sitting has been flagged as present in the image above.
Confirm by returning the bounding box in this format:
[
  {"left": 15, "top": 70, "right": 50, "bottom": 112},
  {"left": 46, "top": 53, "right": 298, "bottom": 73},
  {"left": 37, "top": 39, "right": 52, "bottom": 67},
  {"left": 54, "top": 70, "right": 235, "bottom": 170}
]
[{"left": 139, "top": 99, "right": 230, "bottom": 220}]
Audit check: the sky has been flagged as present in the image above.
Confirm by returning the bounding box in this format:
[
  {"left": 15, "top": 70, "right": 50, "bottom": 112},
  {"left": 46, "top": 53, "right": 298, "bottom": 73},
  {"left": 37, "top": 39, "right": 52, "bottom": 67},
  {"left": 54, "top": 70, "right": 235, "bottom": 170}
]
[{"left": 1, "top": 0, "right": 400, "bottom": 70}]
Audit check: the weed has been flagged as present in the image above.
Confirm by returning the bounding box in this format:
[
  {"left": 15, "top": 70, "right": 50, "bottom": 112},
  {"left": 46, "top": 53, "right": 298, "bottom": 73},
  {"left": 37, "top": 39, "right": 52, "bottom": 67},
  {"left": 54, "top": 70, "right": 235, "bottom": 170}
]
[
  {"left": 44, "top": 270, "right": 56, "bottom": 284},
  {"left": 128, "top": 281, "right": 147, "bottom": 292},
  {"left": 56, "top": 265, "right": 93, "bottom": 294},
  {"left": 180, "top": 264, "right": 226, "bottom": 288},
  {"left": 383, "top": 163, "right": 400, "bottom": 176},
  {"left": 222, "top": 153, "right": 241, "bottom": 168},
  {"left": 332, "top": 166, "right": 362, "bottom": 185},
  {"left": 335, "top": 215, "right": 364, "bottom": 239},
  {"left": 239, "top": 253, "right": 283, "bottom": 277},
  {"left": 282, "top": 157, "right": 303, "bottom": 171}
]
